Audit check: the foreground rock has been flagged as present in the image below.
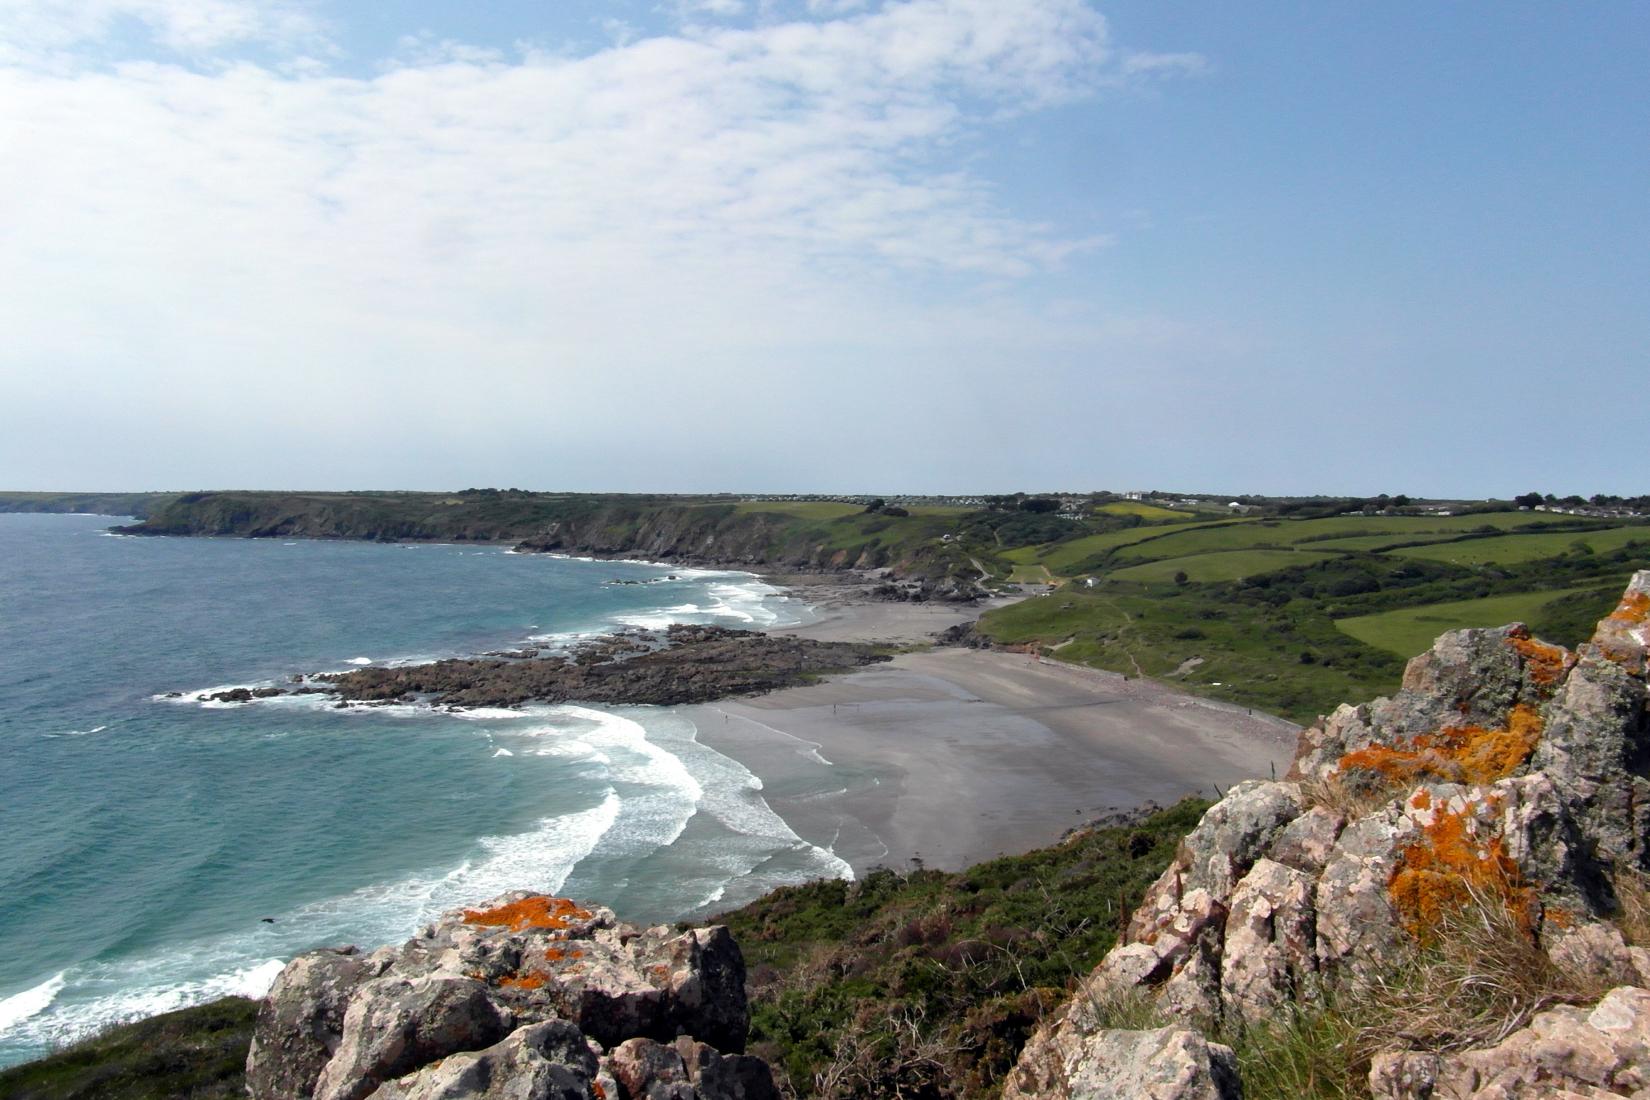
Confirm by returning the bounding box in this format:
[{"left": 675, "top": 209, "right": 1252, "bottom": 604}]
[
  {"left": 247, "top": 892, "right": 779, "bottom": 1100},
  {"left": 1006, "top": 571, "right": 1650, "bottom": 1099},
  {"left": 1370, "top": 985, "right": 1650, "bottom": 1099},
  {"left": 289, "top": 626, "right": 886, "bottom": 708}
]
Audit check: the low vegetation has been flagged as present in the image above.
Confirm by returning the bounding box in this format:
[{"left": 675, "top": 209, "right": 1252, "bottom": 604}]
[
  {"left": 718, "top": 799, "right": 1211, "bottom": 1099},
  {"left": 0, "top": 997, "right": 258, "bottom": 1100}
]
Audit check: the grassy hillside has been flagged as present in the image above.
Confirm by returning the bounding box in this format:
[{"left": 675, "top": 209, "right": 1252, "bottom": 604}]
[
  {"left": 1336, "top": 584, "right": 1624, "bottom": 658},
  {"left": 0, "top": 997, "right": 257, "bottom": 1100},
  {"left": 979, "top": 513, "right": 1650, "bottom": 722}
]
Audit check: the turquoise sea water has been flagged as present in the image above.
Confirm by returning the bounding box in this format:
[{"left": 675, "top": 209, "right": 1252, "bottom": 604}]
[{"left": 0, "top": 514, "right": 843, "bottom": 1067}]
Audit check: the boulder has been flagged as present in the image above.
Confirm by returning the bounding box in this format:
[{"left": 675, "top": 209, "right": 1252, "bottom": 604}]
[
  {"left": 1219, "top": 858, "right": 1316, "bottom": 1023},
  {"left": 247, "top": 892, "right": 767, "bottom": 1100},
  {"left": 1003, "top": 1025, "right": 1240, "bottom": 1100},
  {"left": 246, "top": 947, "right": 379, "bottom": 1100},
  {"left": 368, "top": 1021, "right": 600, "bottom": 1100},
  {"left": 1369, "top": 986, "right": 1650, "bottom": 1099},
  {"left": 313, "top": 976, "right": 512, "bottom": 1100}
]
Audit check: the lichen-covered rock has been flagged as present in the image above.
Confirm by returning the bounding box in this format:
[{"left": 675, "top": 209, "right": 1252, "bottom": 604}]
[
  {"left": 1220, "top": 858, "right": 1315, "bottom": 1023},
  {"left": 1369, "top": 986, "right": 1650, "bottom": 1099},
  {"left": 246, "top": 947, "right": 379, "bottom": 1100},
  {"left": 600, "top": 1037, "right": 778, "bottom": 1100},
  {"left": 247, "top": 892, "right": 767, "bottom": 1100},
  {"left": 1127, "top": 782, "right": 1304, "bottom": 937},
  {"left": 313, "top": 976, "right": 512, "bottom": 1100},
  {"left": 606, "top": 1038, "right": 695, "bottom": 1100},
  {"left": 1313, "top": 807, "right": 1405, "bottom": 975},
  {"left": 1012, "top": 574, "right": 1650, "bottom": 1100},
  {"left": 1002, "top": 1025, "right": 1240, "bottom": 1100},
  {"left": 1265, "top": 806, "right": 1344, "bottom": 876},
  {"left": 368, "top": 1021, "right": 600, "bottom": 1100}
]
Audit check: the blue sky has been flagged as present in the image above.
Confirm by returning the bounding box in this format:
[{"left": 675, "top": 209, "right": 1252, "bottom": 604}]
[{"left": 1, "top": 1, "right": 1644, "bottom": 496}]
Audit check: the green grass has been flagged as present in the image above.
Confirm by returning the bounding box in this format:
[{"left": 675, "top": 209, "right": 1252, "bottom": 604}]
[
  {"left": 1303, "top": 532, "right": 1466, "bottom": 552},
  {"left": 1109, "top": 512, "right": 1587, "bottom": 563},
  {"left": 1095, "top": 501, "right": 1187, "bottom": 520},
  {"left": 1108, "top": 548, "right": 1341, "bottom": 584},
  {"left": 0, "top": 997, "right": 258, "bottom": 1100},
  {"left": 1005, "top": 524, "right": 1225, "bottom": 576},
  {"left": 1334, "top": 586, "right": 1623, "bottom": 658},
  {"left": 978, "top": 584, "right": 1404, "bottom": 723},
  {"left": 1387, "top": 524, "right": 1650, "bottom": 566},
  {"left": 732, "top": 500, "right": 864, "bottom": 519}
]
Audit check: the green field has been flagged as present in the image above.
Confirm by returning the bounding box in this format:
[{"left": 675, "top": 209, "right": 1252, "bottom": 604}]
[
  {"left": 1388, "top": 525, "right": 1650, "bottom": 566},
  {"left": 732, "top": 500, "right": 864, "bottom": 519},
  {"left": 1096, "top": 501, "right": 1187, "bottom": 520},
  {"left": 1003, "top": 522, "right": 1244, "bottom": 575},
  {"left": 1108, "top": 548, "right": 1338, "bottom": 583},
  {"left": 1302, "top": 532, "right": 1466, "bottom": 552},
  {"left": 1335, "top": 586, "right": 1618, "bottom": 658},
  {"left": 1109, "top": 512, "right": 1586, "bottom": 563}
]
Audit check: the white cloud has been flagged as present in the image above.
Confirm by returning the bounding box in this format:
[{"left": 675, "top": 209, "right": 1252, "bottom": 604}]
[
  {"left": 0, "top": 0, "right": 1210, "bottom": 489},
  {"left": 0, "top": 0, "right": 325, "bottom": 64}
]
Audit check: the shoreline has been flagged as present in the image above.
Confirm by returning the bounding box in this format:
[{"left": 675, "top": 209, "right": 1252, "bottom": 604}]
[{"left": 689, "top": 580, "right": 1298, "bottom": 875}]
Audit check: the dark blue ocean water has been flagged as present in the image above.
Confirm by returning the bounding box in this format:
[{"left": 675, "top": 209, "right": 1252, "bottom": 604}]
[{"left": 0, "top": 514, "right": 842, "bottom": 1066}]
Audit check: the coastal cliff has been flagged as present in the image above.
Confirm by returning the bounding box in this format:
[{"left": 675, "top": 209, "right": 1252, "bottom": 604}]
[{"left": 111, "top": 491, "right": 990, "bottom": 598}]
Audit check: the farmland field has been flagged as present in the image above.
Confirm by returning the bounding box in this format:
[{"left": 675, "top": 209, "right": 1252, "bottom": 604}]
[
  {"left": 1387, "top": 525, "right": 1650, "bottom": 566},
  {"left": 1107, "top": 548, "right": 1339, "bottom": 583},
  {"left": 1334, "top": 586, "right": 1623, "bottom": 658}
]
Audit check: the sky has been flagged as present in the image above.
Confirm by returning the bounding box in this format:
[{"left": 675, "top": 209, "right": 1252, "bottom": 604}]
[{"left": 0, "top": 1, "right": 1645, "bottom": 497}]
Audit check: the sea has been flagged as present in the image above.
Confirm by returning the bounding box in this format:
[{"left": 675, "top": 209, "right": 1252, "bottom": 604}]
[{"left": 0, "top": 512, "right": 848, "bottom": 1068}]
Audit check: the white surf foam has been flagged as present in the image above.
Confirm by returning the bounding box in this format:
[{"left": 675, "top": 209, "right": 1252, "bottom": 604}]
[
  {"left": 0, "top": 973, "right": 65, "bottom": 1032},
  {"left": 528, "top": 706, "right": 704, "bottom": 856},
  {"left": 345, "top": 657, "right": 373, "bottom": 665}
]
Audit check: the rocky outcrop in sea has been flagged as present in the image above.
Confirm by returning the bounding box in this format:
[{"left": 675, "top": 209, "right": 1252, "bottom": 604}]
[
  {"left": 248, "top": 892, "right": 777, "bottom": 1100},
  {"left": 1004, "top": 571, "right": 1650, "bottom": 1099}
]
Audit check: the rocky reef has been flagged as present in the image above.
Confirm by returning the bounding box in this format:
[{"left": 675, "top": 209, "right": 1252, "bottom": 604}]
[
  {"left": 247, "top": 892, "right": 778, "bottom": 1100},
  {"left": 1003, "top": 571, "right": 1650, "bottom": 1099},
  {"left": 226, "top": 626, "right": 888, "bottom": 709}
]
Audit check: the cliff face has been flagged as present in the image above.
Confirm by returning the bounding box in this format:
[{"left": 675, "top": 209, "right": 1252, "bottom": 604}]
[
  {"left": 1005, "top": 571, "right": 1650, "bottom": 1100},
  {"left": 118, "top": 491, "right": 987, "bottom": 596}
]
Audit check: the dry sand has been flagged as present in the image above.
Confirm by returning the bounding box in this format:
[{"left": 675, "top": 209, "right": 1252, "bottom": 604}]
[{"left": 686, "top": 586, "right": 1298, "bottom": 874}]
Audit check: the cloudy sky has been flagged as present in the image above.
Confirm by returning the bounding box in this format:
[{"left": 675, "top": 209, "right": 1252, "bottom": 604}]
[{"left": 1, "top": 1, "right": 1644, "bottom": 496}]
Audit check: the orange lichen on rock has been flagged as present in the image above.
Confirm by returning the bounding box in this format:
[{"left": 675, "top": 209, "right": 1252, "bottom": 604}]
[
  {"left": 1507, "top": 628, "right": 1570, "bottom": 688},
  {"left": 1596, "top": 591, "right": 1650, "bottom": 669},
  {"left": 1389, "top": 802, "right": 1533, "bottom": 941},
  {"left": 1336, "top": 704, "right": 1545, "bottom": 787},
  {"left": 461, "top": 895, "right": 593, "bottom": 933},
  {"left": 1606, "top": 591, "right": 1650, "bottom": 626},
  {"left": 498, "top": 971, "right": 551, "bottom": 991}
]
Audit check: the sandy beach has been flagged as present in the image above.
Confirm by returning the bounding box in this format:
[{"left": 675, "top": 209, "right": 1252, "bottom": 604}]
[{"left": 688, "top": 580, "right": 1299, "bottom": 874}]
